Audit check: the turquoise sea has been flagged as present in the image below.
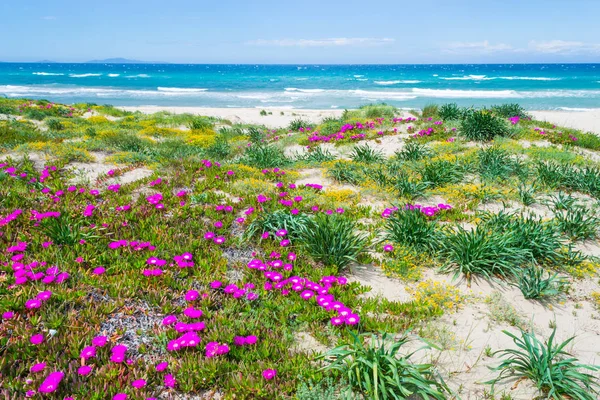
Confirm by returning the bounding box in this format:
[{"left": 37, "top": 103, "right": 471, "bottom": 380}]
[{"left": 1, "top": 63, "right": 599, "bottom": 110}]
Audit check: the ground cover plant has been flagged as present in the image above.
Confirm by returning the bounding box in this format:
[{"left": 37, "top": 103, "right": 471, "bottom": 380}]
[{"left": 1, "top": 99, "right": 599, "bottom": 399}]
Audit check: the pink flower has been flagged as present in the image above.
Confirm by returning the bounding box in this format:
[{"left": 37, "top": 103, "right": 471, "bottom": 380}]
[
  {"left": 92, "top": 266, "right": 105, "bottom": 275},
  {"left": 91, "top": 335, "right": 108, "bottom": 347},
  {"left": 383, "top": 244, "right": 394, "bottom": 252},
  {"left": 113, "top": 394, "right": 127, "bottom": 400},
  {"left": 156, "top": 362, "right": 168, "bottom": 372},
  {"left": 262, "top": 369, "right": 277, "bottom": 380},
  {"left": 30, "top": 334, "right": 44, "bottom": 345},
  {"left": 78, "top": 365, "right": 92, "bottom": 375},
  {"left": 132, "top": 379, "right": 146, "bottom": 388},
  {"left": 30, "top": 362, "right": 46, "bottom": 373},
  {"left": 164, "top": 374, "right": 176, "bottom": 388},
  {"left": 38, "top": 371, "right": 64, "bottom": 393}
]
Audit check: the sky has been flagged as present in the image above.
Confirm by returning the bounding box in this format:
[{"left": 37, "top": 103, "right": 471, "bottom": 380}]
[{"left": 1, "top": 0, "right": 599, "bottom": 64}]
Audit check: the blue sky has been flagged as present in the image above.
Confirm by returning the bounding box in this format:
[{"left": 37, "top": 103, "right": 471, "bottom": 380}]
[{"left": 1, "top": 0, "right": 599, "bottom": 63}]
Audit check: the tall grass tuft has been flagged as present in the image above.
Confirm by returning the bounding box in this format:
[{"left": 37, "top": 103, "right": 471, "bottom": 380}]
[
  {"left": 350, "top": 144, "right": 385, "bottom": 163},
  {"left": 298, "top": 213, "right": 368, "bottom": 271},
  {"left": 461, "top": 110, "right": 509, "bottom": 141},
  {"left": 421, "top": 104, "right": 439, "bottom": 119},
  {"left": 318, "top": 332, "right": 447, "bottom": 400},
  {"left": 488, "top": 329, "right": 600, "bottom": 400},
  {"left": 383, "top": 207, "right": 439, "bottom": 250}
]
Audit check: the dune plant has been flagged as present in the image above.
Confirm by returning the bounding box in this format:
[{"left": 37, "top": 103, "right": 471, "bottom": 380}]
[
  {"left": 350, "top": 144, "right": 385, "bottom": 163},
  {"left": 328, "top": 161, "right": 363, "bottom": 185},
  {"left": 394, "top": 174, "right": 429, "bottom": 199},
  {"left": 243, "top": 144, "right": 290, "bottom": 168},
  {"left": 187, "top": 117, "right": 213, "bottom": 130},
  {"left": 298, "top": 213, "right": 368, "bottom": 271},
  {"left": 554, "top": 205, "right": 600, "bottom": 241},
  {"left": 421, "top": 104, "right": 439, "bottom": 119},
  {"left": 318, "top": 332, "right": 447, "bottom": 400},
  {"left": 360, "top": 103, "right": 397, "bottom": 119},
  {"left": 461, "top": 110, "right": 509, "bottom": 141},
  {"left": 395, "top": 141, "right": 432, "bottom": 161},
  {"left": 514, "top": 266, "right": 569, "bottom": 300},
  {"left": 438, "top": 226, "right": 527, "bottom": 282},
  {"left": 438, "top": 103, "right": 463, "bottom": 121},
  {"left": 289, "top": 118, "right": 310, "bottom": 131},
  {"left": 491, "top": 103, "right": 528, "bottom": 118},
  {"left": 517, "top": 183, "right": 538, "bottom": 206},
  {"left": 420, "top": 159, "right": 464, "bottom": 187},
  {"left": 487, "top": 329, "right": 600, "bottom": 400},
  {"left": 477, "top": 146, "right": 524, "bottom": 181},
  {"left": 296, "top": 146, "right": 336, "bottom": 164},
  {"left": 383, "top": 207, "right": 439, "bottom": 250},
  {"left": 244, "top": 209, "right": 311, "bottom": 242}
]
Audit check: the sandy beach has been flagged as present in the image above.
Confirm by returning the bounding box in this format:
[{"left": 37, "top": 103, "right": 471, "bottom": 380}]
[{"left": 121, "top": 106, "right": 600, "bottom": 134}]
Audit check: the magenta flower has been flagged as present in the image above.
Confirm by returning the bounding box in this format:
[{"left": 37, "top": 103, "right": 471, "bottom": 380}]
[
  {"left": 2, "top": 311, "right": 15, "bottom": 319},
  {"left": 25, "top": 299, "right": 42, "bottom": 309},
  {"left": 132, "top": 379, "right": 146, "bottom": 388},
  {"left": 78, "top": 365, "right": 92, "bottom": 375},
  {"left": 38, "top": 371, "right": 64, "bottom": 393},
  {"left": 30, "top": 333, "right": 44, "bottom": 345},
  {"left": 185, "top": 290, "right": 199, "bottom": 302},
  {"left": 156, "top": 362, "right": 168, "bottom": 372},
  {"left": 383, "top": 244, "right": 394, "bottom": 252},
  {"left": 113, "top": 394, "right": 127, "bottom": 400},
  {"left": 164, "top": 374, "right": 176, "bottom": 388},
  {"left": 80, "top": 346, "right": 96, "bottom": 359},
  {"left": 30, "top": 362, "right": 46, "bottom": 373},
  {"left": 92, "top": 266, "right": 106, "bottom": 275},
  {"left": 262, "top": 369, "right": 277, "bottom": 380},
  {"left": 91, "top": 335, "right": 107, "bottom": 347}
]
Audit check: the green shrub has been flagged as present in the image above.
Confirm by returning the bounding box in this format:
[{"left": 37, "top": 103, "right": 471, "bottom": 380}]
[
  {"left": 514, "top": 266, "right": 568, "bottom": 300},
  {"left": 296, "top": 146, "right": 336, "bottom": 164},
  {"left": 420, "top": 159, "right": 464, "bottom": 187},
  {"left": 318, "top": 332, "right": 447, "bottom": 400},
  {"left": 187, "top": 117, "right": 213, "bottom": 130},
  {"left": 289, "top": 118, "right": 310, "bottom": 131},
  {"left": 298, "top": 213, "right": 368, "bottom": 271},
  {"left": 477, "top": 146, "right": 524, "bottom": 181},
  {"left": 487, "top": 329, "right": 600, "bottom": 400},
  {"left": 555, "top": 205, "right": 600, "bottom": 241},
  {"left": 383, "top": 207, "right": 439, "bottom": 250},
  {"left": 421, "top": 104, "right": 439, "bottom": 119},
  {"left": 46, "top": 118, "right": 64, "bottom": 131},
  {"left": 244, "top": 210, "right": 311, "bottom": 242},
  {"left": 438, "top": 226, "right": 527, "bottom": 282},
  {"left": 350, "top": 144, "right": 385, "bottom": 163},
  {"left": 242, "top": 144, "right": 290, "bottom": 168},
  {"left": 360, "top": 103, "right": 397, "bottom": 119},
  {"left": 247, "top": 127, "right": 265, "bottom": 144},
  {"left": 461, "top": 110, "right": 509, "bottom": 141},
  {"left": 394, "top": 174, "right": 429, "bottom": 199},
  {"left": 438, "top": 103, "right": 463, "bottom": 121},
  {"left": 395, "top": 141, "right": 432, "bottom": 161},
  {"left": 328, "top": 161, "right": 363, "bottom": 185},
  {"left": 491, "top": 103, "right": 528, "bottom": 118}
]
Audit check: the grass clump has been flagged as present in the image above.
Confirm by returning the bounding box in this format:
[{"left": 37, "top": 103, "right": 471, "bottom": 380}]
[
  {"left": 298, "top": 213, "right": 368, "bottom": 271},
  {"left": 514, "top": 266, "right": 568, "bottom": 300},
  {"left": 350, "top": 144, "right": 385, "bottom": 163},
  {"left": 383, "top": 208, "right": 439, "bottom": 250},
  {"left": 242, "top": 144, "right": 290, "bottom": 168},
  {"left": 318, "top": 332, "right": 447, "bottom": 400},
  {"left": 395, "top": 141, "right": 432, "bottom": 161},
  {"left": 421, "top": 104, "right": 439, "bottom": 119},
  {"left": 461, "top": 109, "right": 509, "bottom": 141},
  {"left": 491, "top": 103, "right": 528, "bottom": 118},
  {"left": 438, "top": 103, "right": 464, "bottom": 121},
  {"left": 289, "top": 118, "right": 310, "bottom": 131},
  {"left": 554, "top": 205, "right": 600, "bottom": 241},
  {"left": 488, "top": 329, "right": 600, "bottom": 400}
]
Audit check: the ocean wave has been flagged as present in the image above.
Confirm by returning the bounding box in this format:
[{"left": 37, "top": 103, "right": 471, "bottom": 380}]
[
  {"left": 440, "top": 75, "right": 561, "bottom": 81},
  {"left": 157, "top": 87, "right": 208, "bottom": 93},
  {"left": 108, "top": 74, "right": 120, "bottom": 77},
  {"left": 124, "top": 74, "right": 151, "bottom": 78},
  {"left": 284, "top": 88, "right": 326, "bottom": 93},
  {"left": 32, "top": 72, "right": 64, "bottom": 76},
  {"left": 353, "top": 75, "right": 364, "bottom": 78},
  {"left": 70, "top": 73, "right": 102, "bottom": 78},
  {"left": 374, "top": 80, "right": 422, "bottom": 85},
  {"left": 558, "top": 107, "right": 595, "bottom": 111}
]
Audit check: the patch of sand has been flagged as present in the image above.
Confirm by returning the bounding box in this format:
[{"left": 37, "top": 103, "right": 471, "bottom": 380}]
[{"left": 530, "top": 109, "right": 600, "bottom": 135}]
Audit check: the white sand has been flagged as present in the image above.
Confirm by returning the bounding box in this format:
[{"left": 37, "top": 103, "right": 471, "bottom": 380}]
[
  {"left": 119, "top": 106, "right": 600, "bottom": 134},
  {"left": 118, "top": 106, "right": 345, "bottom": 128},
  {"left": 530, "top": 109, "right": 600, "bottom": 134}
]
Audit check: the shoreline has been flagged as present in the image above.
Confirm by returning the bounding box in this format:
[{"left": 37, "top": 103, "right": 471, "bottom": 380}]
[{"left": 119, "top": 105, "right": 600, "bottom": 133}]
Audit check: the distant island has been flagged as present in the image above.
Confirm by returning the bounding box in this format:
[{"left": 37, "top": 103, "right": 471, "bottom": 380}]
[{"left": 85, "top": 58, "right": 169, "bottom": 64}]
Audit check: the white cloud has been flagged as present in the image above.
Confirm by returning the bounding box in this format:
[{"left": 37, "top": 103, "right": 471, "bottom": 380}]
[
  {"left": 444, "top": 40, "right": 513, "bottom": 53},
  {"left": 528, "top": 40, "right": 600, "bottom": 55},
  {"left": 246, "top": 38, "right": 395, "bottom": 47}
]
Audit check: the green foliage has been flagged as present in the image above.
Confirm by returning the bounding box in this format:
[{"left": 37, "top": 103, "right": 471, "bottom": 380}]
[
  {"left": 243, "top": 144, "right": 290, "bottom": 168},
  {"left": 477, "top": 146, "right": 524, "bottom": 181},
  {"left": 491, "top": 103, "right": 528, "bottom": 118},
  {"left": 420, "top": 160, "right": 464, "bottom": 187},
  {"left": 517, "top": 183, "right": 538, "bottom": 206},
  {"left": 350, "top": 144, "right": 385, "bottom": 163},
  {"left": 554, "top": 205, "right": 600, "bottom": 241},
  {"left": 383, "top": 208, "right": 439, "bottom": 250},
  {"left": 244, "top": 210, "right": 311, "bottom": 241},
  {"left": 536, "top": 162, "right": 600, "bottom": 198},
  {"left": 514, "top": 266, "right": 568, "bottom": 300},
  {"left": 296, "top": 146, "right": 336, "bottom": 164},
  {"left": 247, "top": 127, "right": 265, "bottom": 144},
  {"left": 461, "top": 110, "right": 509, "bottom": 141},
  {"left": 359, "top": 103, "right": 397, "bottom": 119},
  {"left": 289, "top": 118, "right": 310, "bottom": 131},
  {"left": 41, "top": 214, "right": 97, "bottom": 246},
  {"left": 328, "top": 161, "right": 363, "bottom": 185},
  {"left": 395, "top": 141, "right": 432, "bottom": 161},
  {"left": 421, "top": 104, "right": 439, "bottom": 119},
  {"left": 0, "top": 121, "right": 50, "bottom": 148},
  {"left": 298, "top": 213, "right": 368, "bottom": 271},
  {"left": 46, "top": 117, "right": 64, "bottom": 131},
  {"left": 318, "top": 332, "right": 447, "bottom": 400},
  {"left": 488, "top": 329, "right": 600, "bottom": 400},
  {"left": 438, "top": 103, "right": 463, "bottom": 121},
  {"left": 394, "top": 174, "right": 429, "bottom": 199},
  {"left": 187, "top": 117, "right": 213, "bottom": 130},
  {"left": 438, "top": 226, "right": 527, "bottom": 282},
  {"left": 296, "top": 377, "right": 353, "bottom": 400}
]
